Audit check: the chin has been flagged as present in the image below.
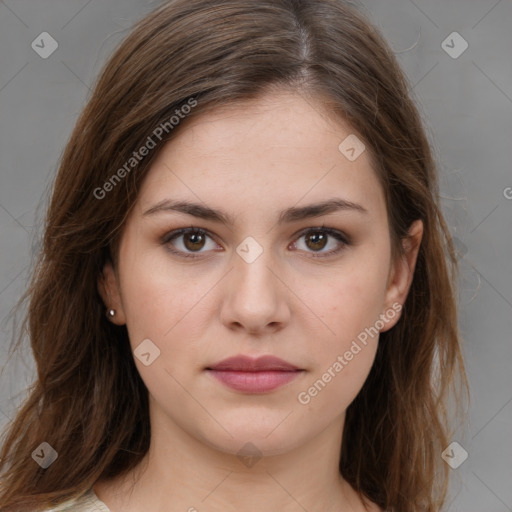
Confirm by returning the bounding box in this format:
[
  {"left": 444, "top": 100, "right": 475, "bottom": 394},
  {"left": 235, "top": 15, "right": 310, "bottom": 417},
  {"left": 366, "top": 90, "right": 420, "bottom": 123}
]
[{"left": 195, "top": 422, "right": 306, "bottom": 459}]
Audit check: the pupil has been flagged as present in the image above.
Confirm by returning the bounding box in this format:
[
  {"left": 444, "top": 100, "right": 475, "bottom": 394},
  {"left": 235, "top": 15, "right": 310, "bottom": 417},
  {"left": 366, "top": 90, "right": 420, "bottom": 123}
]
[
  {"left": 308, "top": 232, "right": 326, "bottom": 250},
  {"left": 185, "top": 233, "right": 204, "bottom": 250}
]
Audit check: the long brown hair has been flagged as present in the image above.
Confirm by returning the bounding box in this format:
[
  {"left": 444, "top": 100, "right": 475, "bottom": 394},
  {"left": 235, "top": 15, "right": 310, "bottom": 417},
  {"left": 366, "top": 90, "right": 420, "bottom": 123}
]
[{"left": 0, "top": 1, "right": 468, "bottom": 510}]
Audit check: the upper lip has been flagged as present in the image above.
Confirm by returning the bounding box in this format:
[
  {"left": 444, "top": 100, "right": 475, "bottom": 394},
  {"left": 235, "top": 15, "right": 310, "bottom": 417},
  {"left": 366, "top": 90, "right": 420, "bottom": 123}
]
[{"left": 207, "top": 355, "right": 301, "bottom": 372}]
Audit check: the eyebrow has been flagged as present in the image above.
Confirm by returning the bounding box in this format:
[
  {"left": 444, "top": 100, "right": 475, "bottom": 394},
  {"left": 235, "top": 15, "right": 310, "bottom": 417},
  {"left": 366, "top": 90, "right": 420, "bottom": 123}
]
[{"left": 143, "top": 197, "right": 368, "bottom": 225}]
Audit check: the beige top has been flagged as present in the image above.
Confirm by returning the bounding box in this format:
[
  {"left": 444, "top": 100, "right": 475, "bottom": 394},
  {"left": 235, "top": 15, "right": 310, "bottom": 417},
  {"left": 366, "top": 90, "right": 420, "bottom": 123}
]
[
  {"left": 44, "top": 488, "right": 391, "bottom": 511},
  {"left": 46, "top": 488, "right": 111, "bottom": 511}
]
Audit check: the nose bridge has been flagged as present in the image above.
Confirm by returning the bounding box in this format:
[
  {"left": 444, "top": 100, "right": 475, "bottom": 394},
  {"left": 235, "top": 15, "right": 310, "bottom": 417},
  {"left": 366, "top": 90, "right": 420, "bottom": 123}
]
[
  {"left": 234, "top": 236, "right": 279, "bottom": 305},
  {"left": 221, "top": 235, "right": 288, "bottom": 332}
]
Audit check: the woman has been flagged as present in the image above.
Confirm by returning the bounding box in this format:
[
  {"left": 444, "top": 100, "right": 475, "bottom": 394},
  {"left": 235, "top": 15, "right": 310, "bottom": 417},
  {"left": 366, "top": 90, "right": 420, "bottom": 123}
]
[{"left": 0, "top": 0, "right": 468, "bottom": 511}]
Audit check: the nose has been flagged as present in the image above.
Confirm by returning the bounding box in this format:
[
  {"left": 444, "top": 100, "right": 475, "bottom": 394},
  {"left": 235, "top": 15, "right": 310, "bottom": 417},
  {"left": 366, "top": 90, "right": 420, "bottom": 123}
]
[{"left": 219, "top": 245, "right": 290, "bottom": 336}]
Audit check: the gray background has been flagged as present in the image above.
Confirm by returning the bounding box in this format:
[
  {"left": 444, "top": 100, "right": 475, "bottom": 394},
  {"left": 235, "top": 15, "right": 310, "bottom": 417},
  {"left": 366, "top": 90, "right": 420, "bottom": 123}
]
[{"left": 0, "top": 0, "right": 511, "bottom": 510}]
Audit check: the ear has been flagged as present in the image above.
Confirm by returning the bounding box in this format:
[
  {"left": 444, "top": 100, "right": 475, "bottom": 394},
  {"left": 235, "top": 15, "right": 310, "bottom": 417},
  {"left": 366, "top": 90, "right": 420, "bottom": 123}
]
[
  {"left": 380, "top": 219, "right": 423, "bottom": 332},
  {"left": 97, "top": 259, "right": 127, "bottom": 325}
]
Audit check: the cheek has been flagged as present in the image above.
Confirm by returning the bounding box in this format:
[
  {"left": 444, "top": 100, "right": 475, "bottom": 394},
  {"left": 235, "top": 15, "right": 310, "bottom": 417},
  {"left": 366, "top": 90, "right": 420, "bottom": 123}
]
[
  {"left": 297, "top": 343, "right": 377, "bottom": 420},
  {"left": 118, "top": 244, "right": 208, "bottom": 355},
  {"left": 301, "top": 249, "right": 389, "bottom": 404},
  {"left": 118, "top": 259, "right": 215, "bottom": 407},
  {"left": 299, "top": 290, "right": 382, "bottom": 417},
  {"left": 323, "top": 250, "right": 390, "bottom": 341}
]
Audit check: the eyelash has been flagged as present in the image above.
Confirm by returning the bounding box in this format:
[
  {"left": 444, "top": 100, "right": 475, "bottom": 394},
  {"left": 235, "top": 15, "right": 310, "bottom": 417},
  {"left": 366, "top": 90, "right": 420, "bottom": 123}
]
[{"left": 160, "top": 225, "right": 350, "bottom": 260}]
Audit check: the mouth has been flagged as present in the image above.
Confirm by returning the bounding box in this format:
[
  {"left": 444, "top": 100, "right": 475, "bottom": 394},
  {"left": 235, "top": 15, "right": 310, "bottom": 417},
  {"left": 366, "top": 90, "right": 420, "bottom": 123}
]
[{"left": 205, "top": 354, "right": 304, "bottom": 393}]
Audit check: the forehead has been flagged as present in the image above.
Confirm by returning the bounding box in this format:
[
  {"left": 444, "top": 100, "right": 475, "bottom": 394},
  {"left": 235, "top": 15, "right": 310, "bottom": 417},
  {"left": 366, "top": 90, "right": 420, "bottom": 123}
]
[{"left": 135, "top": 91, "right": 386, "bottom": 222}]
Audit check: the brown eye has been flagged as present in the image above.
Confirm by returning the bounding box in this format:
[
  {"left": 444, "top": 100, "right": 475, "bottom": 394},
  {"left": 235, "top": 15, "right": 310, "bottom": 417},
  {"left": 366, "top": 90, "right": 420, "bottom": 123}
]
[
  {"left": 162, "top": 227, "right": 219, "bottom": 258},
  {"left": 305, "top": 232, "right": 328, "bottom": 251},
  {"left": 292, "top": 227, "right": 349, "bottom": 258},
  {"left": 183, "top": 231, "right": 206, "bottom": 251}
]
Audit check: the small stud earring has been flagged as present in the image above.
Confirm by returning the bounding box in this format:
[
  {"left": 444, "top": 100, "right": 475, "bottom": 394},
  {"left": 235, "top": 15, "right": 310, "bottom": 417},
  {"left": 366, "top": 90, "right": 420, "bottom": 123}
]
[{"left": 107, "top": 309, "right": 116, "bottom": 317}]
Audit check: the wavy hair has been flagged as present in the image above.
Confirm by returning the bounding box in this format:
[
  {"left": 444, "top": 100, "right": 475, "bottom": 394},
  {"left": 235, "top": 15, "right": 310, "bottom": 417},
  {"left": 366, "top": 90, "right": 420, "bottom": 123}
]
[{"left": 0, "top": 1, "right": 468, "bottom": 510}]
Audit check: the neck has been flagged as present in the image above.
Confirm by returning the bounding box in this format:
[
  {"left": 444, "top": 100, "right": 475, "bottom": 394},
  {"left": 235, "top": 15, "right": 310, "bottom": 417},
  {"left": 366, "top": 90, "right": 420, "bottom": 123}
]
[{"left": 94, "top": 405, "right": 372, "bottom": 512}]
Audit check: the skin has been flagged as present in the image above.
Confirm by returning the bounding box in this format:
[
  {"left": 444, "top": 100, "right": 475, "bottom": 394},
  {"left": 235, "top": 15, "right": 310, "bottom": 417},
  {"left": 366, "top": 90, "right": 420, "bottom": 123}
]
[{"left": 95, "top": 89, "right": 423, "bottom": 512}]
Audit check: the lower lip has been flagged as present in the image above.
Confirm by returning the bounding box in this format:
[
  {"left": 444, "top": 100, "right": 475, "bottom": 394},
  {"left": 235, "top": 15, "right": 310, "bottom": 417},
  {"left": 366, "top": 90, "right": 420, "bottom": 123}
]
[{"left": 207, "top": 369, "right": 302, "bottom": 393}]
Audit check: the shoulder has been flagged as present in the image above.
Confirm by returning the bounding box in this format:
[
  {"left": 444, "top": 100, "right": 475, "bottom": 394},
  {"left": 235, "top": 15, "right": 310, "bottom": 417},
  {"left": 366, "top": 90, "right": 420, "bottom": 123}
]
[{"left": 44, "top": 488, "right": 111, "bottom": 512}]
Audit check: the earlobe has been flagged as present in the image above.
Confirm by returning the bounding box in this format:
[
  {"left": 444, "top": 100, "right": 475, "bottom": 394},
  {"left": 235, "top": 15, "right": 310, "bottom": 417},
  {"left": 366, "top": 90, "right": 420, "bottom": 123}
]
[
  {"left": 380, "top": 219, "right": 423, "bottom": 332},
  {"left": 97, "top": 260, "right": 127, "bottom": 325}
]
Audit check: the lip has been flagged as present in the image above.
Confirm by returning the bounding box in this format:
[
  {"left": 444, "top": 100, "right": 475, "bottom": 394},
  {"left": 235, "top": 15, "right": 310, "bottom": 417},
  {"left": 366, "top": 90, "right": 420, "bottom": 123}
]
[
  {"left": 206, "top": 355, "right": 304, "bottom": 393},
  {"left": 208, "top": 355, "right": 300, "bottom": 372}
]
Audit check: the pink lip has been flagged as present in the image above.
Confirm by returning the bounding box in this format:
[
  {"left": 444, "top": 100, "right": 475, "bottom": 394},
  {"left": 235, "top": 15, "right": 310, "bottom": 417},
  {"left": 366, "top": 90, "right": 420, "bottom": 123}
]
[{"left": 206, "top": 355, "right": 303, "bottom": 393}]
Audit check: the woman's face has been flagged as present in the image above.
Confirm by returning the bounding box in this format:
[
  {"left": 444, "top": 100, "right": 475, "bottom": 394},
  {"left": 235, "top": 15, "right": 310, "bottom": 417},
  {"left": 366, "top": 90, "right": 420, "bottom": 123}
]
[{"left": 99, "top": 90, "right": 421, "bottom": 457}]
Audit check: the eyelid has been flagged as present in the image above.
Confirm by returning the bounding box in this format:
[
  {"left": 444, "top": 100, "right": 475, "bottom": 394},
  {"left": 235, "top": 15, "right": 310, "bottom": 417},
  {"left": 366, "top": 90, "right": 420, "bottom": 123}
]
[
  {"left": 160, "top": 225, "right": 350, "bottom": 259},
  {"left": 294, "top": 225, "right": 350, "bottom": 244}
]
